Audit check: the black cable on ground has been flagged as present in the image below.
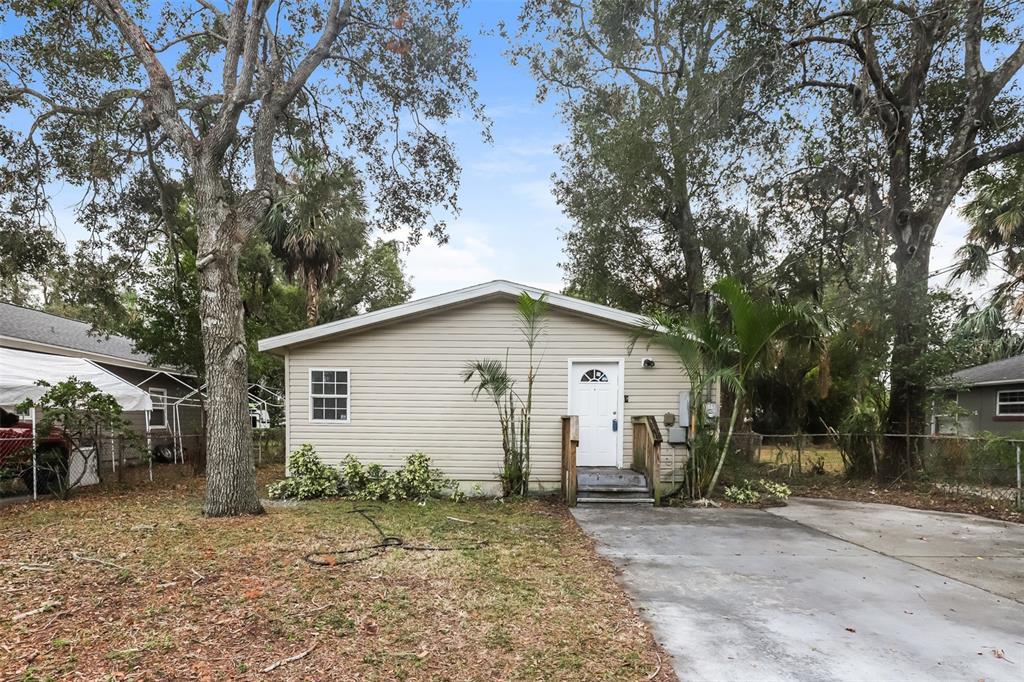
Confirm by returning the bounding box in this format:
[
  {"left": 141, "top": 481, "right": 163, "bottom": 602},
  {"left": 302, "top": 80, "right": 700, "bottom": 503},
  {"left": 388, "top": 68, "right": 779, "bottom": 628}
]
[{"left": 303, "top": 505, "right": 487, "bottom": 567}]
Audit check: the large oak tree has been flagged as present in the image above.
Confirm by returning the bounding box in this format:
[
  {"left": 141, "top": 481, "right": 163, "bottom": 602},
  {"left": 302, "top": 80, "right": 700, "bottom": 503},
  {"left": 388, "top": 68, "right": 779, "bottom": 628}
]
[
  {"left": 0, "top": 0, "right": 480, "bottom": 515},
  {"left": 787, "top": 0, "right": 1024, "bottom": 473},
  {"left": 510, "top": 0, "right": 794, "bottom": 315}
]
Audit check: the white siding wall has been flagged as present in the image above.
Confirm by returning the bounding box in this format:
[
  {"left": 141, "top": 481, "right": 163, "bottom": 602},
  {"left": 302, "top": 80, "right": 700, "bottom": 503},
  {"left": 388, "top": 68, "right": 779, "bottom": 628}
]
[{"left": 285, "top": 296, "right": 692, "bottom": 490}]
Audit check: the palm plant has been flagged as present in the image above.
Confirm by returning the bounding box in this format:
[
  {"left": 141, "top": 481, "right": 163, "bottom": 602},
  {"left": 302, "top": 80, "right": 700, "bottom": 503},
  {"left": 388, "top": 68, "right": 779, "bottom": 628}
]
[
  {"left": 953, "top": 156, "right": 1024, "bottom": 317},
  {"left": 516, "top": 291, "right": 548, "bottom": 482},
  {"left": 462, "top": 356, "right": 524, "bottom": 494},
  {"left": 463, "top": 293, "right": 548, "bottom": 497},
  {"left": 263, "top": 151, "right": 368, "bottom": 326},
  {"left": 643, "top": 277, "right": 829, "bottom": 499}
]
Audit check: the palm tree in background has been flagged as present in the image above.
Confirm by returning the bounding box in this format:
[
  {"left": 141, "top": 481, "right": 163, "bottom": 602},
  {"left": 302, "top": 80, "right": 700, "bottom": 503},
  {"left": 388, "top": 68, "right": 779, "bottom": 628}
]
[
  {"left": 643, "top": 277, "right": 830, "bottom": 499},
  {"left": 263, "top": 151, "right": 368, "bottom": 326},
  {"left": 953, "top": 156, "right": 1024, "bottom": 318}
]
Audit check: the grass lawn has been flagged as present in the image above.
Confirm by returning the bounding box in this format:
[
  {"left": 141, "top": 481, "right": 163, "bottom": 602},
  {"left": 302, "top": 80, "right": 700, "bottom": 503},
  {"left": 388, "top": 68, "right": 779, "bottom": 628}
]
[{"left": 0, "top": 467, "right": 674, "bottom": 681}]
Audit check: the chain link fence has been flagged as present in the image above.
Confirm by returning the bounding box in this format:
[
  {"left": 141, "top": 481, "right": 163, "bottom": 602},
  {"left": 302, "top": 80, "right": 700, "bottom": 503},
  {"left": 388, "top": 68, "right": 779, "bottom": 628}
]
[
  {"left": 1, "top": 426, "right": 285, "bottom": 499},
  {"left": 728, "top": 432, "right": 1023, "bottom": 509}
]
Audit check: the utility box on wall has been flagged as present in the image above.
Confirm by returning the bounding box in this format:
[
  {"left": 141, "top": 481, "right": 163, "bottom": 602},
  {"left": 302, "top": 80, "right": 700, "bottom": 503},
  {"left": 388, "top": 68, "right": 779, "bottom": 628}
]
[{"left": 667, "top": 425, "right": 689, "bottom": 445}]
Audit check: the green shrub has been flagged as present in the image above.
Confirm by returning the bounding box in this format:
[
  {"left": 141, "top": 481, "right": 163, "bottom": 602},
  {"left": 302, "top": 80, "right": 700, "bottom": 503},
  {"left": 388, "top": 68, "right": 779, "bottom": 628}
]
[
  {"left": 339, "top": 452, "right": 463, "bottom": 502},
  {"left": 723, "top": 481, "right": 761, "bottom": 504},
  {"left": 266, "top": 444, "right": 341, "bottom": 500},
  {"left": 758, "top": 479, "right": 792, "bottom": 501},
  {"left": 724, "top": 479, "right": 792, "bottom": 505}
]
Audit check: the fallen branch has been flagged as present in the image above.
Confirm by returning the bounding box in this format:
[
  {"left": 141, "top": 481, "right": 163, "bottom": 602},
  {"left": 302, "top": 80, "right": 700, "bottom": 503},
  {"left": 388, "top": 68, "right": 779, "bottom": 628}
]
[
  {"left": 71, "top": 551, "right": 125, "bottom": 571},
  {"left": 261, "top": 642, "right": 317, "bottom": 673},
  {"left": 12, "top": 600, "right": 61, "bottom": 622},
  {"left": 645, "top": 650, "right": 662, "bottom": 681},
  {"left": 445, "top": 516, "right": 475, "bottom": 525}
]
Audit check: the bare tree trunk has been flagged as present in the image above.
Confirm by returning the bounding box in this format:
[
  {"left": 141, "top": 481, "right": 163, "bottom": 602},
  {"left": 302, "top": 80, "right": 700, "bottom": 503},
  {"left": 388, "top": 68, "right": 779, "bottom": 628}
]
[
  {"left": 882, "top": 216, "right": 933, "bottom": 478},
  {"left": 669, "top": 202, "right": 707, "bottom": 316},
  {"left": 194, "top": 162, "right": 263, "bottom": 517},
  {"left": 305, "top": 276, "right": 320, "bottom": 327}
]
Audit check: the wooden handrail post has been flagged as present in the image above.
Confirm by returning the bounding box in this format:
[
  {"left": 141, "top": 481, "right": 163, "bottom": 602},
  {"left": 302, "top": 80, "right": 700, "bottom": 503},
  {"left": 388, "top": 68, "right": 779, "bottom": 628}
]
[
  {"left": 561, "top": 415, "right": 579, "bottom": 506},
  {"left": 633, "top": 416, "right": 663, "bottom": 504},
  {"left": 649, "top": 416, "right": 662, "bottom": 504}
]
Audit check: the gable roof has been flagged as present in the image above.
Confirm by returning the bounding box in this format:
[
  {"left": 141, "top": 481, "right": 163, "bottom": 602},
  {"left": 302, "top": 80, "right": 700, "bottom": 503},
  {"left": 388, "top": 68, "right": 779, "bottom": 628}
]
[
  {"left": 258, "top": 280, "right": 648, "bottom": 353},
  {"left": 948, "top": 355, "right": 1024, "bottom": 388},
  {"left": 0, "top": 302, "right": 184, "bottom": 374}
]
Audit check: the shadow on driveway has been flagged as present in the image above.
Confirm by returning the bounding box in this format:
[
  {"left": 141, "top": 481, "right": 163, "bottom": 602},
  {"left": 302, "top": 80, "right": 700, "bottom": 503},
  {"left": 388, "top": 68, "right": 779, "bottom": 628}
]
[{"left": 572, "top": 503, "right": 1023, "bottom": 682}]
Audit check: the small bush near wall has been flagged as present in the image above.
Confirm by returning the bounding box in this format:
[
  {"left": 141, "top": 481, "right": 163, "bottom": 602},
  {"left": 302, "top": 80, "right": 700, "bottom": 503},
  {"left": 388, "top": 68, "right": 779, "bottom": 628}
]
[
  {"left": 266, "top": 447, "right": 464, "bottom": 502},
  {"left": 266, "top": 444, "right": 341, "bottom": 500},
  {"left": 340, "top": 453, "right": 464, "bottom": 502}
]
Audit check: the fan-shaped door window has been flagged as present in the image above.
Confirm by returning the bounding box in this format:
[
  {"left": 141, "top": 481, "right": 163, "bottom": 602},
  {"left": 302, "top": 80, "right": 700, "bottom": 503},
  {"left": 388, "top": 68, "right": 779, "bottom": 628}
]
[{"left": 580, "top": 369, "right": 609, "bottom": 383}]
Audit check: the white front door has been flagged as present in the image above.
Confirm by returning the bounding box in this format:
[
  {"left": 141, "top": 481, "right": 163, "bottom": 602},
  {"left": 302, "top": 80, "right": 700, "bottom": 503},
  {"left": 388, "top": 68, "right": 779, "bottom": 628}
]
[{"left": 570, "top": 361, "right": 621, "bottom": 467}]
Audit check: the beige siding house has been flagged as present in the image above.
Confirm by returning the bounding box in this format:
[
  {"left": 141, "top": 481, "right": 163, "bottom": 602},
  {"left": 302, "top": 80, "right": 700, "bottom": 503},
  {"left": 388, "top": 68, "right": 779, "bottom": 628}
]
[{"left": 259, "top": 281, "right": 695, "bottom": 496}]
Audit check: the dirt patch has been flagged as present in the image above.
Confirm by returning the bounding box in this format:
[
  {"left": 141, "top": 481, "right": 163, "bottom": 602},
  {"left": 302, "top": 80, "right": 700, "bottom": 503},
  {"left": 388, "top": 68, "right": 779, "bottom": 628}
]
[
  {"left": 0, "top": 472, "right": 675, "bottom": 681},
  {"left": 790, "top": 478, "right": 1023, "bottom": 525}
]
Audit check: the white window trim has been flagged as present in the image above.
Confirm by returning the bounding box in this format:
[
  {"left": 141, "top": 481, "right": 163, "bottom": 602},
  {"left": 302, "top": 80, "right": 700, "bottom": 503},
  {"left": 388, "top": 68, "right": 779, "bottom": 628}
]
[
  {"left": 996, "top": 389, "right": 1024, "bottom": 417},
  {"left": 149, "top": 388, "right": 168, "bottom": 429},
  {"left": 308, "top": 368, "right": 351, "bottom": 424}
]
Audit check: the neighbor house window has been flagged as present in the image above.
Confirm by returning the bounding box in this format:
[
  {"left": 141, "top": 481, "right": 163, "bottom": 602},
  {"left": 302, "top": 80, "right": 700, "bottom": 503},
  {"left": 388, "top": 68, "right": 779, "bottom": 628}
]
[
  {"left": 310, "top": 369, "right": 349, "bottom": 422},
  {"left": 149, "top": 388, "right": 167, "bottom": 428},
  {"left": 996, "top": 390, "right": 1024, "bottom": 416}
]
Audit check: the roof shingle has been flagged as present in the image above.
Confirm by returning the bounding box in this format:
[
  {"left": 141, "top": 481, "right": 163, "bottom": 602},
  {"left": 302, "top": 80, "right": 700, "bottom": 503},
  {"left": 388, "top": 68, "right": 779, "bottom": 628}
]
[
  {"left": 0, "top": 302, "right": 175, "bottom": 372},
  {"left": 949, "top": 355, "right": 1024, "bottom": 387}
]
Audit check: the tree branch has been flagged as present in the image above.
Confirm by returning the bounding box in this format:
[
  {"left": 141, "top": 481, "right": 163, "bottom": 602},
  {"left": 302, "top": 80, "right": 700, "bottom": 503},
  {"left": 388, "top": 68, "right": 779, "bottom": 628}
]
[
  {"left": 986, "top": 40, "right": 1024, "bottom": 97},
  {"left": 274, "top": 0, "right": 351, "bottom": 109},
  {"left": 90, "top": 0, "right": 197, "bottom": 152},
  {"left": 798, "top": 78, "right": 856, "bottom": 93},
  {"left": 967, "top": 137, "right": 1024, "bottom": 172},
  {"left": 153, "top": 29, "right": 227, "bottom": 53},
  {"left": 964, "top": 0, "right": 984, "bottom": 87}
]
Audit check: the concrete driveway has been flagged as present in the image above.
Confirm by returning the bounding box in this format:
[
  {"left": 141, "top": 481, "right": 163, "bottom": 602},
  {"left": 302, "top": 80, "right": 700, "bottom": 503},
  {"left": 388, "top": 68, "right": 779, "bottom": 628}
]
[{"left": 572, "top": 500, "right": 1024, "bottom": 681}]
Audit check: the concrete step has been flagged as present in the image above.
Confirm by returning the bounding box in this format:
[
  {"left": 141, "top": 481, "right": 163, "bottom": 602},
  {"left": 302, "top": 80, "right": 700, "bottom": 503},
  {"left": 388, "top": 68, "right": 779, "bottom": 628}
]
[
  {"left": 577, "top": 484, "right": 650, "bottom": 494},
  {"left": 576, "top": 490, "right": 655, "bottom": 502},
  {"left": 577, "top": 467, "right": 648, "bottom": 489},
  {"left": 577, "top": 495, "right": 655, "bottom": 505}
]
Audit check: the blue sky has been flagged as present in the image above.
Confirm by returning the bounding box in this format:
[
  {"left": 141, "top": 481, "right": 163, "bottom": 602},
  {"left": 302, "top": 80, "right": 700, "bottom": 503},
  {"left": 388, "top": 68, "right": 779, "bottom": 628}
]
[
  {"left": 399, "top": 2, "right": 978, "bottom": 299},
  {"left": 399, "top": 2, "right": 569, "bottom": 297},
  {"left": 30, "top": 1, "right": 980, "bottom": 301}
]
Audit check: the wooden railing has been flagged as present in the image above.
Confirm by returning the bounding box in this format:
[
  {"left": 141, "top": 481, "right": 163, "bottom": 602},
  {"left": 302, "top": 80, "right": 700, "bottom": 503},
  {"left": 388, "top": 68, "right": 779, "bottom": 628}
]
[
  {"left": 631, "top": 416, "right": 662, "bottom": 503},
  {"left": 561, "top": 415, "right": 579, "bottom": 506}
]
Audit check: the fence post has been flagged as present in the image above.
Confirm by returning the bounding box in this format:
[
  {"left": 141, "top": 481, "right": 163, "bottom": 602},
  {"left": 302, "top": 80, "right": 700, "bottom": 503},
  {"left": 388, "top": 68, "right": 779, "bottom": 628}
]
[
  {"left": 30, "top": 406, "right": 38, "bottom": 501},
  {"left": 1016, "top": 444, "right": 1021, "bottom": 511}
]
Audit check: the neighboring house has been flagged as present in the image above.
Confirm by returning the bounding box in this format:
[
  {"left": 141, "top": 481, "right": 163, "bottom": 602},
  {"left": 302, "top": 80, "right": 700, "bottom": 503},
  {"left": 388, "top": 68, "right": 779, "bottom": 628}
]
[
  {"left": 0, "top": 302, "right": 202, "bottom": 464},
  {"left": 258, "top": 280, "right": 698, "bottom": 498},
  {"left": 932, "top": 355, "right": 1024, "bottom": 437}
]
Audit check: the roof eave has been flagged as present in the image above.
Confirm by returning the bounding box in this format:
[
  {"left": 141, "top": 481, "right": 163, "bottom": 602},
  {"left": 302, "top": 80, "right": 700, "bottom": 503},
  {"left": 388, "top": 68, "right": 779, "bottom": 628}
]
[
  {"left": 257, "top": 280, "right": 649, "bottom": 352},
  {"left": 944, "top": 377, "right": 1024, "bottom": 389}
]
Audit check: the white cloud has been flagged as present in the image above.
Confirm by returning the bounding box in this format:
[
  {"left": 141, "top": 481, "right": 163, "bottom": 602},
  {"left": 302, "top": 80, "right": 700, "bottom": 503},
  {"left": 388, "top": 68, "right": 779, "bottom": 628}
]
[{"left": 405, "top": 225, "right": 498, "bottom": 298}]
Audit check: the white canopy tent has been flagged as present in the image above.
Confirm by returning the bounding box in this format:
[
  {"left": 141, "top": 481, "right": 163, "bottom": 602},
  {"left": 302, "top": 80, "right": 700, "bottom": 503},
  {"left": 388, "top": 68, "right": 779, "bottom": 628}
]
[
  {"left": 0, "top": 347, "right": 155, "bottom": 499},
  {"left": 0, "top": 347, "right": 153, "bottom": 411}
]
